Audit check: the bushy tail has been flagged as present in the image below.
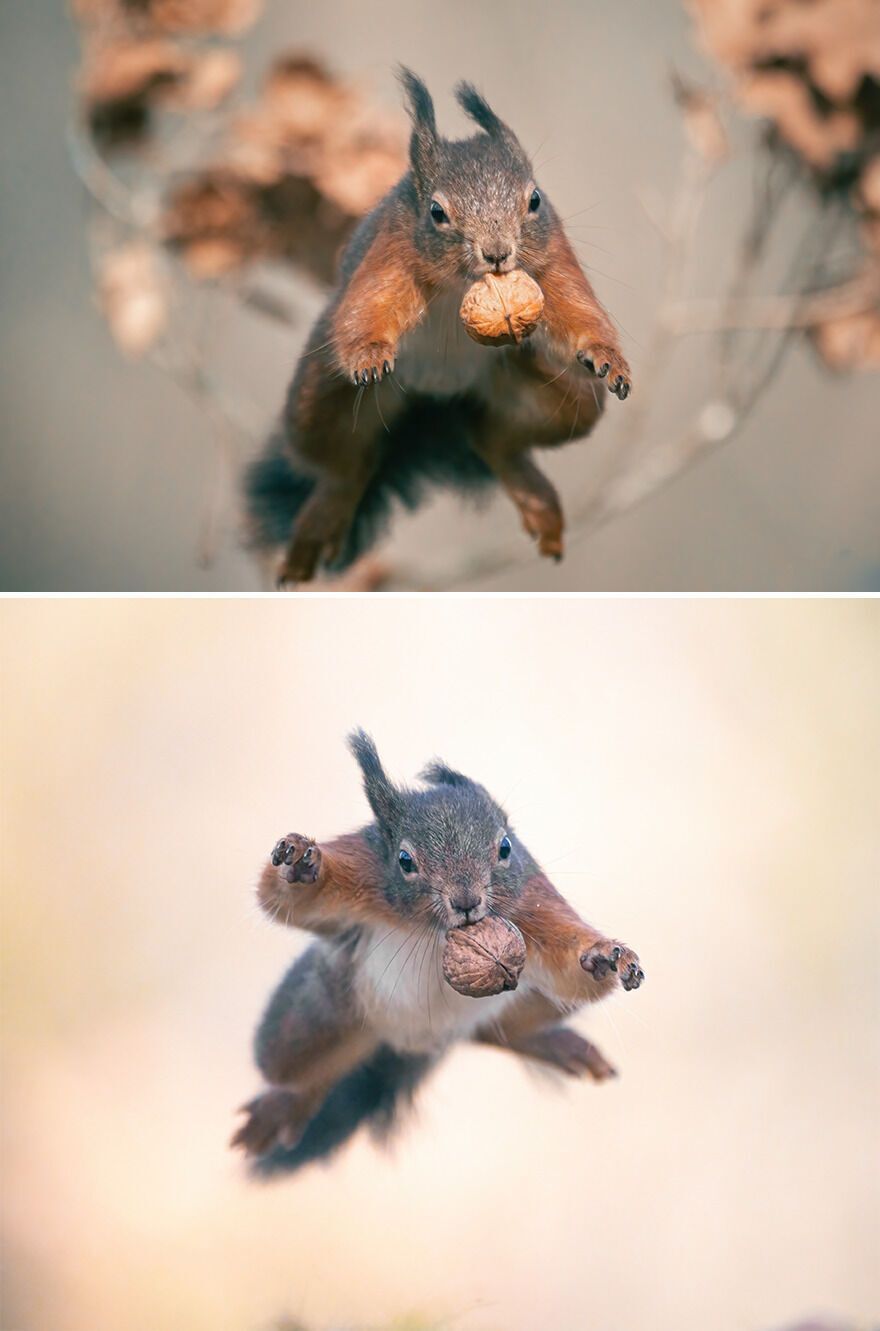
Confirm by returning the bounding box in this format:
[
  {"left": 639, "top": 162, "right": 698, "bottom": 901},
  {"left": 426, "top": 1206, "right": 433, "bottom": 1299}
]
[
  {"left": 251, "top": 1045, "right": 436, "bottom": 1179},
  {"left": 244, "top": 395, "right": 495, "bottom": 573}
]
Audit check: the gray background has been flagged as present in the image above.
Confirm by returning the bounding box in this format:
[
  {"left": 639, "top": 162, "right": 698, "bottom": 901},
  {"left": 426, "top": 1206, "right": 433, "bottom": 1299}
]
[{"left": 1, "top": 0, "right": 878, "bottom": 591}]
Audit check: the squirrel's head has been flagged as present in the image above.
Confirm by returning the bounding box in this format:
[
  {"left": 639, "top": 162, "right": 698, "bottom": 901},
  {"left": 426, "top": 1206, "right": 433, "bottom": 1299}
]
[
  {"left": 348, "top": 729, "right": 529, "bottom": 929},
  {"left": 398, "top": 68, "right": 552, "bottom": 280}
]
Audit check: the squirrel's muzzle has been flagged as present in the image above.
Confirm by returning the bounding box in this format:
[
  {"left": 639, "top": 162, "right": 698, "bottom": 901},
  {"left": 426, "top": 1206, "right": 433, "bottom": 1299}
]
[
  {"left": 475, "top": 237, "right": 517, "bottom": 275},
  {"left": 447, "top": 887, "right": 488, "bottom": 927}
]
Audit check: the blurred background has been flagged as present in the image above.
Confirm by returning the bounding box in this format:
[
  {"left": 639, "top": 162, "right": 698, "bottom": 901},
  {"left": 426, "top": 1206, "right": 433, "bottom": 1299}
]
[
  {"left": 1, "top": 0, "right": 879, "bottom": 592},
  {"left": 1, "top": 597, "right": 878, "bottom": 1331}
]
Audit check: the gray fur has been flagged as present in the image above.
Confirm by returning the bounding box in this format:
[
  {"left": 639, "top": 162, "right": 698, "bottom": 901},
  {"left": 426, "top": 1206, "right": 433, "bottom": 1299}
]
[{"left": 348, "top": 729, "right": 535, "bottom": 926}]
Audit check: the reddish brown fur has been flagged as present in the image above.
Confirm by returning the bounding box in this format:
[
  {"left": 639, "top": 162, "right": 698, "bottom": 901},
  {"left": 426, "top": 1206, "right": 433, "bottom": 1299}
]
[
  {"left": 534, "top": 227, "right": 630, "bottom": 383},
  {"left": 504, "top": 872, "right": 617, "bottom": 1006},
  {"left": 330, "top": 224, "right": 427, "bottom": 379},
  {"left": 257, "top": 831, "right": 398, "bottom": 935}
]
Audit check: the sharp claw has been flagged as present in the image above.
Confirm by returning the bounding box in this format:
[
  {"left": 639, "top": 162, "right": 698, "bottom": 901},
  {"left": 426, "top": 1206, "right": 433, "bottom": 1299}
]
[
  {"left": 352, "top": 371, "right": 359, "bottom": 387},
  {"left": 371, "top": 366, "right": 379, "bottom": 383},
  {"left": 360, "top": 369, "right": 369, "bottom": 386},
  {"left": 597, "top": 363, "right": 610, "bottom": 378},
  {"left": 382, "top": 360, "right": 391, "bottom": 376},
  {"left": 610, "top": 946, "right": 621, "bottom": 963},
  {"left": 271, "top": 843, "right": 284, "bottom": 866},
  {"left": 301, "top": 845, "right": 313, "bottom": 865}
]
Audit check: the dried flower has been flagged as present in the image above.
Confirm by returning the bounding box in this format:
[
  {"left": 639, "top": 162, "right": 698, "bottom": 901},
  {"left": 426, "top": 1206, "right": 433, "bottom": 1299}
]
[
  {"left": 811, "top": 305, "right": 880, "bottom": 371},
  {"left": 72, "top": 0, "right": 262, "bottom": 35},
  {"left": 672, "top": 74, "right": 729, "bottom": 165},
  {"left": 98, "top": 242, "right": 169, "bottom": 356},
  {"left": 79, "top": 37, "right": 240, "bottom": 145},
  {"left": 80, "top": 37, "right": 187, "bottom": 145},
  {"left": 161, "top": 170, "right": 262, "bottom": 274},
  {"left": 161, "top": 51, "right": 407, "bottom": 283},
  {"left": 172, "top": 47, "right": 241, "bottom": 111},
  {"left": 688, "top": 0, "right": 880, "bottom": 187}
]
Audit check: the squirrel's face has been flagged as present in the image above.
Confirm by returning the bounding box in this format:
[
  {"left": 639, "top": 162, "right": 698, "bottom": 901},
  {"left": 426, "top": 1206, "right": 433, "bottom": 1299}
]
[
  {"left": 399, "top": 68, "right": 553, "bottom": 281},
  {"left": 390, "top": 786, "right": 520, "bottom": 929},
  {"left": 418, "top": 138, "right": 549, "bottom": 280},
  {"left": 348, "top": 730, "right": 530, "bottom": 930}
]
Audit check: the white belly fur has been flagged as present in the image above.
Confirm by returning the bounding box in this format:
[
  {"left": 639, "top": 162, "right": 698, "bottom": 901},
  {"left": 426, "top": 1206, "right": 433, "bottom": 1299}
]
[
  {"left": 395, "top": 287, "right": 493, "bottom": 397},
  {"left": 353, "top": 921, "right": 524, "bottom": 1054}
]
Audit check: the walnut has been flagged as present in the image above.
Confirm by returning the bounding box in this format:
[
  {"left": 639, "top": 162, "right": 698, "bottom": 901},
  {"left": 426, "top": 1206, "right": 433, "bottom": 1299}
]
[
  {"left": 442, "top": 915, "right": 527, "bottom": 997},
  {"left": 459, "top": 270, "right": 545, "bottom": 347}
]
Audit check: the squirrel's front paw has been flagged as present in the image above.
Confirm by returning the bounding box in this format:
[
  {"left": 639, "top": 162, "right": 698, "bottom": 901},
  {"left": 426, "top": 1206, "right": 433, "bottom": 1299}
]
[
  {"left": 271, "top": 833, "right": 321, "bottom": 884},
  {"left": 577, "top": 345, "right": 631, "bottom": 401},
  {"left": 349, "top": 343, "right": 395, "bottom": 386},
  {"left": 580, "top": 940, "right": 644, "bottom": 991}
]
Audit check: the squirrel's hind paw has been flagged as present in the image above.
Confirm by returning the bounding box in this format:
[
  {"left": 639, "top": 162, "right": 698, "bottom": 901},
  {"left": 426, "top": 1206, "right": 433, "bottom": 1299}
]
[
  {"left": 270, "top": 834, "right": 321, "bottom": 884},
  {"left": 533, "top": 1027, "right": 619, "bottom": 1080},
  {"left": 231, "top": 1089, "right": 308, "bottom": 1156}
]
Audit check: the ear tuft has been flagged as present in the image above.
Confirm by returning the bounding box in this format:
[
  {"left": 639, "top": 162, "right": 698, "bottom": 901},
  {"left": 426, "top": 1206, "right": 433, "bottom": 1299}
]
[
  {"left": 348, "top": 729, "right": 402, "bottom": 832},
  {"left": 398, "top": 66, "right": 436, "bottom": 137},
  {"left": 455, "top": 81, "right": 518, "bottom": 149},
  {"left": 419, "top": 759, "right": 472, "bottom": 789},
  {"left": 397, "top": 66, "right": 439, "bottom": 188}
]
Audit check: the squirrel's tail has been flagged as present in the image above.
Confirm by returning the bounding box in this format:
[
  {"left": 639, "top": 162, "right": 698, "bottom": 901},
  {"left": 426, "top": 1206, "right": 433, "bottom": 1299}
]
[
  {"left": 250, "top": 1045, "right": 436, "bottom": 1178},
  {"left": 244, "top": 395, "right": 495, "bottom": 573}
]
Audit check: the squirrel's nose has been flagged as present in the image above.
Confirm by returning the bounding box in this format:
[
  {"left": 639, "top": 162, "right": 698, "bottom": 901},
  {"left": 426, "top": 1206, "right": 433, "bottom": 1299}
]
[
  {"left": 481, "top": 247, "right": 511, "bottom": 268},
  {"left": 450, "top": 893, "right": 484, "bottom": 919}
]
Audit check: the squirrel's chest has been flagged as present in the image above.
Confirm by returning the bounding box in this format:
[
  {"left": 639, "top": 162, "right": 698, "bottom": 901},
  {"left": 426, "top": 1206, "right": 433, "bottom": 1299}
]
[
  {"left": 395, "top": 288, "right": 492, "bottom": 397},
  {"left": 353, "top": 924, "right": 519, "bottom": 1054}
]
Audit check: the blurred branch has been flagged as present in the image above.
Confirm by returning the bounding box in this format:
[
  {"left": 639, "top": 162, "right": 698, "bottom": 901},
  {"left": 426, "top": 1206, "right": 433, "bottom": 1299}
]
[{"left": 666, "top": 268, "right": 880, "bottom": 334}]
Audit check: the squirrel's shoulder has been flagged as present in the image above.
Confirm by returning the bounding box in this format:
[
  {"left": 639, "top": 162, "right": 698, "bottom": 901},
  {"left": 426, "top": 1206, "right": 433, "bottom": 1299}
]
[{"left": 337, "top": 174, "right": 419, "bottom": 285}]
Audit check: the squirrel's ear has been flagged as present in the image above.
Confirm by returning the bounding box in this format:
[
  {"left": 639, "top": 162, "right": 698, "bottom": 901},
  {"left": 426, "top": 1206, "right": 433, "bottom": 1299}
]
[
  {"left": 398, "top": 66, "right": 439, "bottom": 190},
  {"left": 348, "top": 729, "right": 403, "bottom": 833},
  {"left": 419, "top": 759, "right": 471, "bottom": 789},
  {"left": 455, "top": 81, "right": 520, "bottom": 153}
]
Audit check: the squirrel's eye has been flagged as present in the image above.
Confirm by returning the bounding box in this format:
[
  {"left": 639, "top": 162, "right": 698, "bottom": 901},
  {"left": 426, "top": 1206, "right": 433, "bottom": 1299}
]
[
  {"left": 430, "top": 200, "right": 449, "bottom": 225},
  {"left": 528, "top": 189, "right": 541, "bottom": 213},
  {"left": 398, "top": 848, "right": 417, "bottom": 874},
  {"left": 498, "top": 835, "right": 512, "bottom": 862}
]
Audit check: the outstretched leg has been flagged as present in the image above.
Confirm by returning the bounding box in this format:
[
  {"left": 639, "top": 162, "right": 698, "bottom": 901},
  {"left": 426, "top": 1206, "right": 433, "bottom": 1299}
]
[
  {"left": 495, "top": 872, "right": 644, "bottom": 1009},
  {"left": 473, "top": 991, "right": 616, "bottom": 1080},
  {"left": 256, "top": 830, "right": 394, "bottom": 938},
  {"left": 482, "top": 1024, "right": 617, "bottom": 1081},
  {"left": 232, "top": 940, "right": 378, "bottom": 1157}
]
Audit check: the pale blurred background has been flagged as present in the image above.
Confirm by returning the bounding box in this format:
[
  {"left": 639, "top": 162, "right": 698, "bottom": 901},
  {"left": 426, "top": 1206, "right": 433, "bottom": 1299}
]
[
  {"left": 1, "top": 0, "right": 879, "bottom": 592},
  {"left": 1, "top": 597, "right": 878, "bottom": 1331}
]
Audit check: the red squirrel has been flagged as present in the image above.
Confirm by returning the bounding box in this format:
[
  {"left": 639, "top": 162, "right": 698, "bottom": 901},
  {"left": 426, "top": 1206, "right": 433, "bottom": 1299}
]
[
  {"left": 233, "top": 731, "right": 644, "bottom": 1175},
  {"left": 246, "top": 69, "right": 632, "bottom": 586}
]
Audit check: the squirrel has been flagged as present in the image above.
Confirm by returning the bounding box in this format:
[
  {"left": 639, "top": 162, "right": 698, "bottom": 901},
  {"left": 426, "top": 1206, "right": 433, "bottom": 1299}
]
[
  {"left": 245, "top": 68, "right": 632, "bottom": 586},
  {"left": 232, "top": 731, "right": 644, "bottom": 1175}
]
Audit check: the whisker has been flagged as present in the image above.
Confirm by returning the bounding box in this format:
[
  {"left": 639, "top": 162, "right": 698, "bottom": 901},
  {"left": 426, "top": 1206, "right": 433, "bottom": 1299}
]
[
  {"left": 388, "top": 918, "right": 435, "bottom": 1006},
  {"left": 375, "top": 382, "right": 390, "bottom": 434},
  {"left": 559, "top": 202, "right": 602, "bottom": 223},
  {"left": 352, "top": 384, "right": 365, "bottom": 432}
]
